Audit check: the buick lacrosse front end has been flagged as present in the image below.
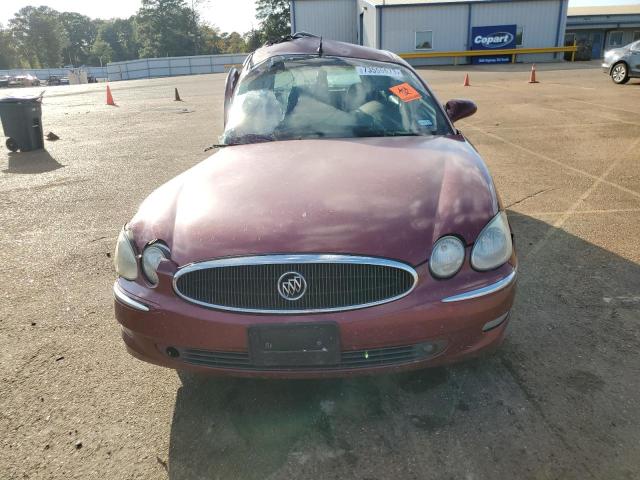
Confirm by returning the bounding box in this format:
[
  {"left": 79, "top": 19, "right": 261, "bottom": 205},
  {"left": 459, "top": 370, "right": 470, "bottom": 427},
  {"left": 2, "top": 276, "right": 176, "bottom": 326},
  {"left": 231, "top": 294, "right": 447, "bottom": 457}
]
[{"left": 113, "top": 35, "right": 517, "bottom": 378}]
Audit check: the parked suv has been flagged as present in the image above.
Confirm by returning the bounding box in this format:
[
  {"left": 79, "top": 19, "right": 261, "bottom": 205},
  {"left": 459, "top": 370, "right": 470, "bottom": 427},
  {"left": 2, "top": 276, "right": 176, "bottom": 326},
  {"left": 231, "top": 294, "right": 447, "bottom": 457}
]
[{"left": 603, "top": 40, "right": 640, "bottom": 84}]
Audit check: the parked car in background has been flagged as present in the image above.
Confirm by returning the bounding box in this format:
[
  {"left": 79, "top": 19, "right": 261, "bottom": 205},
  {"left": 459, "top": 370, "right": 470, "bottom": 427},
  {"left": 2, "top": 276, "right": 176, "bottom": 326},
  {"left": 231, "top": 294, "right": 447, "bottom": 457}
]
[
  {"left": 8, "top": 74, "right": 40, "bottom": 87},
  {"left": 603, "top": 40, "right": 640, "bottom": 84},
  {"left": 47, "top": 75, "right": 69, "bottom": 86},
  {"left": 113, "top": 34, "right": 518, "bottom": 379},
  {"left": 0, "top": 76, "right": 9, "bottom": 88}
]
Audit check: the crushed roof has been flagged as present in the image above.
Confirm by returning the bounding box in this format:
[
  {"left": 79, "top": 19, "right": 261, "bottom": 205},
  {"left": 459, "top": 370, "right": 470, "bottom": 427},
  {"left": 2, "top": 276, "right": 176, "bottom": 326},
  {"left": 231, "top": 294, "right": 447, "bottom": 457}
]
[{"left": 250, "top": 35, "right": 408, "bottom": 67}]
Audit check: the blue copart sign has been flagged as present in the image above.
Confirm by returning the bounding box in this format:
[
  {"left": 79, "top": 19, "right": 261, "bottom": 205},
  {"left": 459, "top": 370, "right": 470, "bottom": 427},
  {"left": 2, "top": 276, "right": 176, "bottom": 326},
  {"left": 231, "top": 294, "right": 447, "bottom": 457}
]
[{"left": 471, "top": 24, "right": 517, "bottom": 64}]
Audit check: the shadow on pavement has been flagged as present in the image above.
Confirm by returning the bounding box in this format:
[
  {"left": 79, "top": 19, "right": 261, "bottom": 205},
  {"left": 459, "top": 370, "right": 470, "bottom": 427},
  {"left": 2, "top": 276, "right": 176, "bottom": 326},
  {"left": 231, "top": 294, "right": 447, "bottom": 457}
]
[
  {"left": 168, "top": 212, "right": 640, "bottom": 480},
  {"left": 2, "top": 149, "right": 64, "bottom": 174}
]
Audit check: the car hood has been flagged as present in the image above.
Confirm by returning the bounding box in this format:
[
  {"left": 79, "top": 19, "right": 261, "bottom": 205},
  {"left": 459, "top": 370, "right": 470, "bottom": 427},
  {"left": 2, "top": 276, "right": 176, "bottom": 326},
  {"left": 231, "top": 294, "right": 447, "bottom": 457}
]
[
  {"left": 130, "top": 136, "right": 498, "bottom": 266},
  {"left": 605, "top": 47, "right": 627, "bottom": 59}
]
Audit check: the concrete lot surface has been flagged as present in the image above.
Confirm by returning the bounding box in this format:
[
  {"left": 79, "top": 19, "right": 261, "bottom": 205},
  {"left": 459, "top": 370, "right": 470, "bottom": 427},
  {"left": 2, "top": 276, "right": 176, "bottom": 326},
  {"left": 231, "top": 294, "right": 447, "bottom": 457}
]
[{"left": 1, "top": 62, "right": 639, "bottom": 479}]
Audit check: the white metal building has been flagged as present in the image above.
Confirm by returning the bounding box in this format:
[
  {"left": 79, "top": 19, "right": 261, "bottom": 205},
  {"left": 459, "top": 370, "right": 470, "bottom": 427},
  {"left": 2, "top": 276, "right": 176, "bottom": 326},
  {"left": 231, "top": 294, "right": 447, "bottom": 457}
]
[
  {"left": 566, "top": 5, "right": 640, "bottom": 59},
  {"left": 290, "top": 0, "right": 569, "bottom": 65}
]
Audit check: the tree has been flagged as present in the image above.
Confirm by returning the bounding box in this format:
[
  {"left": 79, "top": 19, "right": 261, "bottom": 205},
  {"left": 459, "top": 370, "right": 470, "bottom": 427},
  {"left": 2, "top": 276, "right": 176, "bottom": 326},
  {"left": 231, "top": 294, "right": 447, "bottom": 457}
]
[
  {"left": 90, "top": 38, "right": 114, "bottom": 65},
  {"left": 9, "top": 6, "right": 68, "bottom": 68},
  {"left": 59, "top": 12, "right": 101, "bottom": 65},
  {"left": 1, "top": 1, "right": 275, "bottom": 67},
  {"left": 219, "top": 32, "right": 246, "bottom": 54},
  {"left": 0, "top": 26, "right": 19, "bottom": 69},
  {"left": 95, "top": 18, "right": 140, "bottom": 62},
  {"left": 136, "top": 0, "right": 197, "bottom": 58},
  {"left": 244, "top": 28, "right": 264, "bottom": 52},
  {"left": 198, "top": 24, "right": 223, "bottom": 55},
  {"left": 255, "top": 0, "right": 290, "bottom": 43}
]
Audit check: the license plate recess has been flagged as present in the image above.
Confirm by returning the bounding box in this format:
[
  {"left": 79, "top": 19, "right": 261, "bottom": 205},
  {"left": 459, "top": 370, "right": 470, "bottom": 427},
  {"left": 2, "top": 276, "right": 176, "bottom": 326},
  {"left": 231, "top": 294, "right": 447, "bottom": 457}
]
[{"left": 248, "top": 322, "right": 340, "bottom": 367}]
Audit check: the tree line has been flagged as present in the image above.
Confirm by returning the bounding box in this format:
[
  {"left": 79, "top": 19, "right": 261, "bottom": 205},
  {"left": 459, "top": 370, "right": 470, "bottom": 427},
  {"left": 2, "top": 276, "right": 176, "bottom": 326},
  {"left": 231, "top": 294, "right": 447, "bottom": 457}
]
[{"left": 0, "top": 0, "right": 290, "bottom": 69}]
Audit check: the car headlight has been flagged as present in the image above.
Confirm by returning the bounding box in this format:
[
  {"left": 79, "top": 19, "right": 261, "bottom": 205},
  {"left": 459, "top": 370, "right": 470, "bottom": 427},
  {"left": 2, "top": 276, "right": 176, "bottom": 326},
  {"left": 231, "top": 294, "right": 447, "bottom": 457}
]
[
  {"left": 142, "top": 243, "right": 170, "bottom": 286},
  {"left": 114, "top": 227, "right": 138, "bottom": 280},
  {"left": 471, "top": 211, "right": 513, "bottom": 271},
  {"left": 429, "top": 235, "right": 465, "bottom": 279}
]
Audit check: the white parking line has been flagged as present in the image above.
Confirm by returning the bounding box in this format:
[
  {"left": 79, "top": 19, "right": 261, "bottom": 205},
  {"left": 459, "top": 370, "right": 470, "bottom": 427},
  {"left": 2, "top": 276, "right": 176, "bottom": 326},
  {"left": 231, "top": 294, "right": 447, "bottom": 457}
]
[
  {"left": 480, "top": 82, "right": 640, "bottom": 117},
  {"left": 524, "top": 136, "right": 640, "bottom": 259},
  {"left": 464, "top": 124, "right": 640, "bottom": 201},
  {"left": 566, "top": 98, "right": 640, "bottom": 117},
  {"left": 509, "top": 208, "right": 640, "bottom": 216},
  {"left": 463, "top": 122, "right": 619, "bottom": 131}
]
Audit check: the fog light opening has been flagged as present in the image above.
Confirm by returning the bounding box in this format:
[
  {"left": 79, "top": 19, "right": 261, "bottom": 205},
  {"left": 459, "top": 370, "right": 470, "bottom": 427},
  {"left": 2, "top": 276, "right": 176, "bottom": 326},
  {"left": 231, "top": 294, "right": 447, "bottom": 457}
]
[
  {"left": 482, "top": 313, "right": 509, "bottom": 332},
  {"left": 417, "top": 340, "right": 446, "bottom": 358},
  {"left": 420, "top": 343, "right": 435, "bottom": 354},
  {"left": 166, "top": 347, "right": 180, "bottom": 358}
]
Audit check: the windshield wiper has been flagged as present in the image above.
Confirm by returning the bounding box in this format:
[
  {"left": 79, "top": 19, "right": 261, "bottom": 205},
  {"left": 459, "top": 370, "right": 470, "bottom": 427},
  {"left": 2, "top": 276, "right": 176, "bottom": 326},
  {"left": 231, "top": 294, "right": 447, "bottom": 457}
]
[
  {"left": 217, "top": 133, "right": 277, "bottom": 147},
  {"left": 204, "top": 144, "right": 227, "bottom": 152},
  {"left": 353, "top": 127, "right": 429, "bottom": 138},
  {"left": 382, "top": 131, "right": 427, "bottom": 137}
]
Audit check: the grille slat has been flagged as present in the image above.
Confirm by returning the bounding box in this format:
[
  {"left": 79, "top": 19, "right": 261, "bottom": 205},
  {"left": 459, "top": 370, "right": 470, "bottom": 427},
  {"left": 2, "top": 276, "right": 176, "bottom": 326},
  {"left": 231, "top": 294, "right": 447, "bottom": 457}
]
[
  {"left": 174, "top": 255, "right": 417, "bottom": 313},
  {"left": 179, "top": 342, "right": 439, "bottom": 370}
]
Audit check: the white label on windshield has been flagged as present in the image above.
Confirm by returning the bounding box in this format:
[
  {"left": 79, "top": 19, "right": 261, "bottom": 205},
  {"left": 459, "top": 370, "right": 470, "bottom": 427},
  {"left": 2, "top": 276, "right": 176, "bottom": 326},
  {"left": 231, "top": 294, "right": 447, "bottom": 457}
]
[
  {"left": 418, "top": 119, "right": 433, "bottom": 127},
  {"left": 356, "top": 66, "right": 403, "bottom": 78}
]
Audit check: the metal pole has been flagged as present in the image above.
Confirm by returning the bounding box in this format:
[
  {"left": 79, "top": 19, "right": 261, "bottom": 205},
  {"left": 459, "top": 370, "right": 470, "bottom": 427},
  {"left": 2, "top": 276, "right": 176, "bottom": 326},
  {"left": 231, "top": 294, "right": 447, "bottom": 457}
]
[{"left": 192, "top": 0, "right": 199, "bottom": 56}]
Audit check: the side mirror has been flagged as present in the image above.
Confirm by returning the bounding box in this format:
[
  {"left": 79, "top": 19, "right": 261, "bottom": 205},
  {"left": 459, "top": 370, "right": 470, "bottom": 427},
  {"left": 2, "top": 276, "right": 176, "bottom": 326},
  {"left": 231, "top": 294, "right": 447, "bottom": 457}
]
[
  {"left": 223, "top": 68, "right": 240, "bottom": 127},
  {"left": 444, "top": 99, "right": 477, "bottom": 124}
]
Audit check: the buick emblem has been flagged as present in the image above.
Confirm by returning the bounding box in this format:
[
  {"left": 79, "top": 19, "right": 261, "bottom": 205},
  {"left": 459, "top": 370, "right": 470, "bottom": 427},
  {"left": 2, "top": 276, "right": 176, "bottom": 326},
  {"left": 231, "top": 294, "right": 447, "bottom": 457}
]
[{"left": 277, "top": 271, "right": 307, "bottom": 301}]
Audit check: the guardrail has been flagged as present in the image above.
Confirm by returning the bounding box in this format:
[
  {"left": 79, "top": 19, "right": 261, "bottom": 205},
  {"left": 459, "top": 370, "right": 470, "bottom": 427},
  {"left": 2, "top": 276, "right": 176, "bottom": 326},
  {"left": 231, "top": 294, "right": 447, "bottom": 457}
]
[{"left": 399, "top": 45, "right": 578, "bottom": 64}]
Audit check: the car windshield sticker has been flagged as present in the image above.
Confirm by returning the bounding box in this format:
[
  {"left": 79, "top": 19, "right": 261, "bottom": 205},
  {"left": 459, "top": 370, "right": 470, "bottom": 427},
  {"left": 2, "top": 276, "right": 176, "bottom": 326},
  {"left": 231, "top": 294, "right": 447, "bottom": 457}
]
[
  {"left": 418, "top": 119, "right": 433, "bottom": 127},
  {"left": 356, "top": 66, "right": 403, "bottom": 78},
  {"left": 389, "top": 82, "right": 421, "bottom": 102}
]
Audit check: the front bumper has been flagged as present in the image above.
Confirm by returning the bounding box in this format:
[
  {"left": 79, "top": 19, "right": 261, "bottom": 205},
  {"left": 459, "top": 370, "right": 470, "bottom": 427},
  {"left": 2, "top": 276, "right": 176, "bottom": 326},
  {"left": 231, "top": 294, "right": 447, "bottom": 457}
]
[
  {"left": 113, "top": 261, "right": 517, "bottom": 378},
  {"left": 602, "top": 62, "right": 612, "bottom": 74}
]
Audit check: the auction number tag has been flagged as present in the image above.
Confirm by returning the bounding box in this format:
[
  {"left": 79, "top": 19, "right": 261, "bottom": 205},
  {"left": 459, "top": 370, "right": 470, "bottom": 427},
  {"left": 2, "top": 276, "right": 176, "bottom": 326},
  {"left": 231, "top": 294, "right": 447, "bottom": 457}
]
[
  {"left": 356, "top": 66, "right": 403, "bottom": 77},
  {"left": 389, "top": 82, "right": 422, "bottom": 102}
]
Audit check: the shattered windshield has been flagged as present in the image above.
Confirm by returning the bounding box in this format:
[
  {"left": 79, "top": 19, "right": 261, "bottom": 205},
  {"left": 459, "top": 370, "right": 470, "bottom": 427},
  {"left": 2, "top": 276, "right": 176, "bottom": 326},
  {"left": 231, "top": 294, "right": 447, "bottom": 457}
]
[{"left": 221, "top": 56, "right": 452, "bottom": 145}]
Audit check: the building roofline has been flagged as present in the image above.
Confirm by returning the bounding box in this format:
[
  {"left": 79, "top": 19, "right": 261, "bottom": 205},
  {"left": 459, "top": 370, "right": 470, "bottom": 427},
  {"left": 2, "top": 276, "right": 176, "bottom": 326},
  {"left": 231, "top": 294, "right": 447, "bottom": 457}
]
[
  {"left": 366, "top": 0, "right": 560, "bottom": 7},
  {"left": 567, "top": 5, "right": 640, "bottom": 17}
]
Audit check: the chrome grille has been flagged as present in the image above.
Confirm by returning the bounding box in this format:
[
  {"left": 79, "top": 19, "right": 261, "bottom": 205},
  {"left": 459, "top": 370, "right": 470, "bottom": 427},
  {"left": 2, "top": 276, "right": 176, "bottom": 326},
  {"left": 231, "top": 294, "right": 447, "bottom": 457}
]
[
  {"left": 179, "top": 342, "right": 443, "bottom": 370},
  {"left": 173, "top": 255, "right": 417, "bottom": 313}
]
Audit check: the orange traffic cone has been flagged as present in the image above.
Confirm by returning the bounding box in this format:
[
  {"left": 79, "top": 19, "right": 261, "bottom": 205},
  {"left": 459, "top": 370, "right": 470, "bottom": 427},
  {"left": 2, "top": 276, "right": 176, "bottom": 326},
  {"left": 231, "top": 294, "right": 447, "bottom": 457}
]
[
  {"left": 463, "top": 73, "right": 470, "bottom": 87},
  {"left": 528, "top": 64, "right": 539, "bottom": 83},
  {"left": 106, "top": 84, "right": 116, "bottom": 106},
  {"left": 174, "top": 88, "right": 182, "bottom": 101}
]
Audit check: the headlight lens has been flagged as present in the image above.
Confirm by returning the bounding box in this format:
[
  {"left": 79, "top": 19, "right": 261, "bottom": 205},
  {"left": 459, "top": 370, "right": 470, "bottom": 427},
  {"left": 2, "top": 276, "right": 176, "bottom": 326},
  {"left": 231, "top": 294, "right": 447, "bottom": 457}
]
[
  {"left": 471, "top": 211, "right": 513, "bottom": 271},
  {"left": 114, "top": 228, "right": 138, "bottom": 280},
  {"left": 142, "top": 244, "right": 169, "bottom": 286},
  {"left": 430, "top": 235, "right": 465, "bottom": 279}
]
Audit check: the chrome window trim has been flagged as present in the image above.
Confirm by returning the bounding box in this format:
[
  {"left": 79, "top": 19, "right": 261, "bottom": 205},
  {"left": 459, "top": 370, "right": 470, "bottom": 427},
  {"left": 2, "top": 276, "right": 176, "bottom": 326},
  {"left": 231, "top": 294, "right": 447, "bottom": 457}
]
[
  {"left": 172, "top": 254, "right": 419, "bottom": 314},
  {"left": 113, "top": 282, "right": 150, "bottom": 312},
  {"left": 441, "top": 269, "right": 516, "bottom": 303}
]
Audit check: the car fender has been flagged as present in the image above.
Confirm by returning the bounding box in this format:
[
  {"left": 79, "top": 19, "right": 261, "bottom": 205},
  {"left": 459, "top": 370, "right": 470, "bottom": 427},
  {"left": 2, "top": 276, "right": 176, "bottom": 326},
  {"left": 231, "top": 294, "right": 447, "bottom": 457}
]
[{"left": 609, "top": 59, "right": 629, "bottom": 75}]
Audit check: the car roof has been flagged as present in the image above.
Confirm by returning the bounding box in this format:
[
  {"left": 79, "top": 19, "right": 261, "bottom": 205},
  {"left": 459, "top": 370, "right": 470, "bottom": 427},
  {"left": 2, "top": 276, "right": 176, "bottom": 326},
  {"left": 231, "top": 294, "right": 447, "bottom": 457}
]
[{"left": 249, "top": 33, "right": 411, "bottom": 69}]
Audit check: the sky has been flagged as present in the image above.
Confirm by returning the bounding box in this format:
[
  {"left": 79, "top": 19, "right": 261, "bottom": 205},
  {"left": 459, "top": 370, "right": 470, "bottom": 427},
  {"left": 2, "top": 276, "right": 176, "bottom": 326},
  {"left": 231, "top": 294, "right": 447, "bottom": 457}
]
[
  {"left": 0, "top": 0, "right": 639, "bottom": 33},
  {"left": 0, "top": 0, "right": 258, "bottom": 33}
]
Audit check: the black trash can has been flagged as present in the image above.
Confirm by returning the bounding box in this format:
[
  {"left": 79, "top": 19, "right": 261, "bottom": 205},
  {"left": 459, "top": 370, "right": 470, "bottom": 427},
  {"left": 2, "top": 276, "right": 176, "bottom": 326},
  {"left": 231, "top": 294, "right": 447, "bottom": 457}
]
[{"left": 0, "top": 95, "right": 44, "bottom": 152}]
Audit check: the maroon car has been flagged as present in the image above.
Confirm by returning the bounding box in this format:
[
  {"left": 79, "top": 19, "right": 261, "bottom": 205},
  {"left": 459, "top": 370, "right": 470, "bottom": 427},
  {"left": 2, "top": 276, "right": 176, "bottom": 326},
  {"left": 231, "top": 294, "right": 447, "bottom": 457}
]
[{"left": 113, "top": 34, "right": 517, "bottom": 378}]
